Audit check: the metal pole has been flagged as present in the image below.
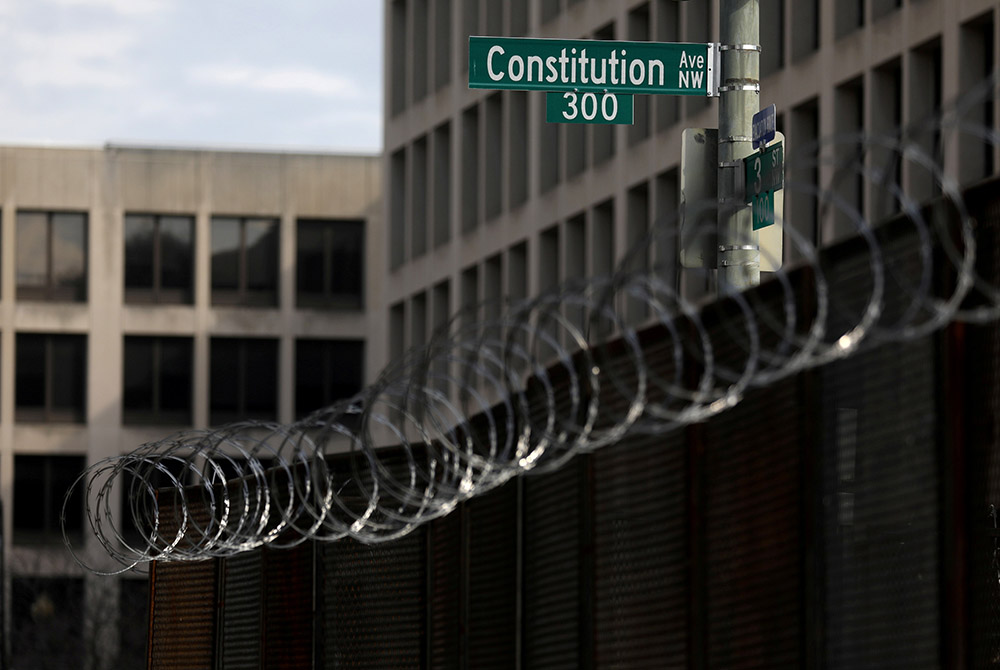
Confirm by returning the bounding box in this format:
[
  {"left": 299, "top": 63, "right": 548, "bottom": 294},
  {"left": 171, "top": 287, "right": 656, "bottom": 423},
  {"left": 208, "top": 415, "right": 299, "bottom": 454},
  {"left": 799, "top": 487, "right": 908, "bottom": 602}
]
[{"left": 717, "top": 0, "right": 760, "bottom": 294}]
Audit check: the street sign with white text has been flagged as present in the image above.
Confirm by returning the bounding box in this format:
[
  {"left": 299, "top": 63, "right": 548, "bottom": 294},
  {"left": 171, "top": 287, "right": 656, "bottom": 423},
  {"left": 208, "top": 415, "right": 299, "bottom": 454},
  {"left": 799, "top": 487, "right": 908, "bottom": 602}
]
[
  {"left": 545, "top": 91, "right": 634, "bottom": 124},
  {"left": 752, "top": 104, "right": 776, "bottom": 150},
  {"left": 744, "top": 140, "right": 784, "bottom": 230},
  {"left": 469, "top": 36, "right": 718, "bottom": 96}
]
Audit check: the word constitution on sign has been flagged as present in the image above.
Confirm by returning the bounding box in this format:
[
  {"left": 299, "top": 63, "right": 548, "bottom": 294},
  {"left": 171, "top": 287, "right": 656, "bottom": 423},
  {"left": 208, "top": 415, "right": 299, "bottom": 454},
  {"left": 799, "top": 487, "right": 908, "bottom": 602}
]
[{"left": 469, "top": 36, "right": 717, "bottom": 97}]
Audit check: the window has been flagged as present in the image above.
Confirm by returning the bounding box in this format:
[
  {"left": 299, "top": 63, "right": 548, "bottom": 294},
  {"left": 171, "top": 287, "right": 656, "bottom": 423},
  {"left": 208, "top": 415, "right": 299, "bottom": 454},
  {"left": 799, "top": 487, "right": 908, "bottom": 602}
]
[
  {"left": 296, "top": 219, "right": 364, "bottom": 308},
  {"left": 210, "top": 337, "right": 278, "bottom": 425},
  {"left": 124, "top": 213, "right": 194, "bottom": 304},
  {"left": 16, "top": 211, "right": 87, "bottom": 302},
  {"left": 211, "top": 216, "right": 278, "bottom": 306},
  {"left": 12, "top": 577, "right": 85, "bottom": 666},
  {"left": 295, "top": 339, "right": 364, "bottom": 419},
  {"left": 835, "top": 0, "right": 864, "bottom": 38},
  {"left": 13, "top": 454, "right": 86, "bottom": 544},
  {"left": 123, "top": 336, "right": 193, "bottom": 425},
  {"left": 391, "top": 148, "right": 407, "bottom": 267},
  {"left": 16, "top": 333, "right": 86, "bottom": 422}
]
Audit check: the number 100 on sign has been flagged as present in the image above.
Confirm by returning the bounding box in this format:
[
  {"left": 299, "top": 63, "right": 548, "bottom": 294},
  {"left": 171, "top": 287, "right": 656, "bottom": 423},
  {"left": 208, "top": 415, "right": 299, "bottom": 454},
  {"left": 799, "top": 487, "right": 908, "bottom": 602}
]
[{"left": 546, "top": 91, "right": 634, "bottom": 124}]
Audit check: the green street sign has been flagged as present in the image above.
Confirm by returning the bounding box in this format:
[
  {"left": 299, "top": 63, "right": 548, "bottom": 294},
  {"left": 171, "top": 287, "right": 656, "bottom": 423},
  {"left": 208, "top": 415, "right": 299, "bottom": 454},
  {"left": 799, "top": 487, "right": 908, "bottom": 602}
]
[
  {"left": 469, "top": 36, "right": 717, "bottom": 96},
  {"left": 546, "top": 91, "right": 634, "bottom": 124},
  {"left": 751, "top": 189, "right": 776, "bottom": 230},
  {"left": 744, "top": 141, "right": 784, "bottom": 230},
  {"left": 744, "top": 141, "right": 783, "bottom": 203}
]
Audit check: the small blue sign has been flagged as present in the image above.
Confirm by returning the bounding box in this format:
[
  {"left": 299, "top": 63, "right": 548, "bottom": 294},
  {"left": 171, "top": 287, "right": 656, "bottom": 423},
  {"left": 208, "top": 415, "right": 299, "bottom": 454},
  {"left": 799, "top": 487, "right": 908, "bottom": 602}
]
[{"left": 752, "top": 104, "right": 776, "bottom": 150}]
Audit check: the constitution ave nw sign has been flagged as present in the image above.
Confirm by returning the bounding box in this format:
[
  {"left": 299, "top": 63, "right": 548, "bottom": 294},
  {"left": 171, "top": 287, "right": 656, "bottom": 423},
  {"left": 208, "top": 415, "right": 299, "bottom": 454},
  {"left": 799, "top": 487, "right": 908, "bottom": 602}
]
[{"left": 470, "top": 36, "right": 718, "bottom": 96}]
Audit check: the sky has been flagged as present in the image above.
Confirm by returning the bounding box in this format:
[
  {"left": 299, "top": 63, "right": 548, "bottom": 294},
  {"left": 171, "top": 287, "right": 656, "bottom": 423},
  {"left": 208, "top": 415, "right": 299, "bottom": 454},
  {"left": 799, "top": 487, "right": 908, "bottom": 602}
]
[{"left": 0, "top": 0, "right": 383, "bottom": 153}]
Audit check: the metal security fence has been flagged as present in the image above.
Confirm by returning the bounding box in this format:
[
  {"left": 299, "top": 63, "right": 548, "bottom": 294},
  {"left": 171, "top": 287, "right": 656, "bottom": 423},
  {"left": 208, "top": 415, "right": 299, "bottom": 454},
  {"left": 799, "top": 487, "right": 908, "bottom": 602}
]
[{"left": 146, "top": 178, "right": 1000, "bottom": 669}]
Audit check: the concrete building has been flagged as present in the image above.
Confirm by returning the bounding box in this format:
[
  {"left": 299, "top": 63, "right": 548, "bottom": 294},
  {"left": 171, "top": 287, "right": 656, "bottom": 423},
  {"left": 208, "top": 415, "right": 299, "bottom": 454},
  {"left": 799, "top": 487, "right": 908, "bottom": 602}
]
[
  {"left": 0, "top": 144, "right": 381, "bottom": 667},
  {"left": 381, "top": 0, "right": 1000, "bottom": 360}
]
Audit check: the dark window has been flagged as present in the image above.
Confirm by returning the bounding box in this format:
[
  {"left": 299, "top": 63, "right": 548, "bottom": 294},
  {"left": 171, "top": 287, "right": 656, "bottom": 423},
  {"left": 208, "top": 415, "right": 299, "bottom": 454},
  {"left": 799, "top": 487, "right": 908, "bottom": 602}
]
[
  {"left": 16, "top": 211, "right": 87, "bottom": 302},
  {"left": 295, "top": 339, "right": 364, "bottom": 419},
  {"left": 123, "top": 336, "right": 193, "bottom": 425},
  {"left": 210, "top": 337, "right": 278, "bottom": 425},
  {"left": 16, "top": 333, "right": 86, "bottom": 422},
  {"left": 12, "top": 577, "right": 85, "bottom": 667},
  {"left": 13, "top": 454, "right": 85, "bottom": 544},
  {"left": 124, "top": 213, "right": 194, "bottom": 304},
  {"left": 296, "top": 219, "right": 364, "bottom": 309},
  {"left": 211, "top": 216, "right": 278, "bottom": 306}
]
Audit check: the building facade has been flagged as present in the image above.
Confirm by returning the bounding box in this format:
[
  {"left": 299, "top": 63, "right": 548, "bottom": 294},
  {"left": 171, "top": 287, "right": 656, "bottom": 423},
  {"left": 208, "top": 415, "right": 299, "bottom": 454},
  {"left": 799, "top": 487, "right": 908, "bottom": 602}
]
[
  {"left": 0, "top": 144, "right": 381, "bottom": 667},
  {"left": 382, "top": 0, "right": 1000, "bottom": 360}
]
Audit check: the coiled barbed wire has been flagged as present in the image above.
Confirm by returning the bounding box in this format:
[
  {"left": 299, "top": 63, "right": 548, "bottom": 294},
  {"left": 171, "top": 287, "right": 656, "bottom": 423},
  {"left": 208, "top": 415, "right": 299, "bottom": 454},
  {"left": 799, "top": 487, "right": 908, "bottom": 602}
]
[{"left": 65, "top": 74, "right": 1000, "bottom": 575}]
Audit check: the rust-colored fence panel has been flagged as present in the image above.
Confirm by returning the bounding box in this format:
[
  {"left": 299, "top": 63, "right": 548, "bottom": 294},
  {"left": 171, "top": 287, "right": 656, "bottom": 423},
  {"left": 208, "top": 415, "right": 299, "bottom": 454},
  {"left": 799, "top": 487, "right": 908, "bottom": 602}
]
[{"left": 148, "top": 559, "right": 217, "bottom": 670}]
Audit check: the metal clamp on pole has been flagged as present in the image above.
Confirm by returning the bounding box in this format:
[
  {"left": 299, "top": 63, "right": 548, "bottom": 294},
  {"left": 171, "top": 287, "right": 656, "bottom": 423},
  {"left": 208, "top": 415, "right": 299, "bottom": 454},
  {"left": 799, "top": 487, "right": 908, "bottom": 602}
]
[
  {"left": 718, "top": 83, "right": 760, "bottom": 93},
  {"left": 718, "top": 44, "right": 762, "bottom": 53},
  {"left": 719, "top": 135, "right": 753, "bottom": 144}
]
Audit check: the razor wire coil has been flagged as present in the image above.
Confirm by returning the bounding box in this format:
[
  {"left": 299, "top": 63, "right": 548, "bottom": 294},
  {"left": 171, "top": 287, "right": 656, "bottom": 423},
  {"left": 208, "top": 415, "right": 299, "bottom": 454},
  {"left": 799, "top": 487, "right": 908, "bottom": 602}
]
[{"left": 64, "top": 74, "right": 1000, "bottom": 575}]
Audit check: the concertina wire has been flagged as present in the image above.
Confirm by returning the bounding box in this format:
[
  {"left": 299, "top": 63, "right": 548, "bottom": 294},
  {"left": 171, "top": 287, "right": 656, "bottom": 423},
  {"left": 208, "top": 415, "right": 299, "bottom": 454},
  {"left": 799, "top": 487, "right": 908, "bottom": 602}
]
[{"left": 65, "top": 74, "right": 1000, "bottom": 575}]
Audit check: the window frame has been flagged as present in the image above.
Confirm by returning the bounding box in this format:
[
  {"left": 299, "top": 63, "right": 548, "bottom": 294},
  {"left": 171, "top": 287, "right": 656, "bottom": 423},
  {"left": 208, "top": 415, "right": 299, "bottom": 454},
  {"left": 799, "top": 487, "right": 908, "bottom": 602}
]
[
  {"left": 209, "top": 337, "right": 279, "bottom": 426},
  {"left": 124, "top": 212, "right": 195, "bottom": 305},
  {"left": 12, "top": 454, "right": 86, "bottom": 545},
  {"left": 294, "top": 338, "right": 365, "bottom": 420},
  {"left": 295, "top": 218, "right": 365, "bottom": 310},
  {"left": 211, "top": 215, "right": 280, "bottom": 307},
  {"left": 16, "top": 210, "right": 88, "bottom": 302},
  {"left": 15, "top": 333, "right": 87, "bottom": 423},
  {"left": 122, "top": 335, "right": 194, "bottom": 426}
]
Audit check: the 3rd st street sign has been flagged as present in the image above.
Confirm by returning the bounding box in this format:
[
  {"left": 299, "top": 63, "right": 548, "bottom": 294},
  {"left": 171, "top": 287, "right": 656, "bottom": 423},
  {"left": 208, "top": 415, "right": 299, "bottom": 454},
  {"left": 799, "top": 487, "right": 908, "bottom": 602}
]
[{"left": 469, "top": 36, "right": 718, "bottom": 97}]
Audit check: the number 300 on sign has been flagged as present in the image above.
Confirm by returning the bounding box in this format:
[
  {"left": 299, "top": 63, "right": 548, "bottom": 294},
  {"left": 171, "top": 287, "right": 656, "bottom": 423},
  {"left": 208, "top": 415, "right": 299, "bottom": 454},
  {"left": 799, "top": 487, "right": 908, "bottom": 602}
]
[{"left": 545, "top": 91, "right": 634, "bottom": 125}]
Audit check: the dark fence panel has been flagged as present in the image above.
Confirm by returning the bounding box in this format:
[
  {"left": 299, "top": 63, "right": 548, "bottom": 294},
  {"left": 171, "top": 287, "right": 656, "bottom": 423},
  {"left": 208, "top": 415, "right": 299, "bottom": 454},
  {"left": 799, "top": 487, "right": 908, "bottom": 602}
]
[
  {"left": 702, "top": 377, "right": 804, "bottom": 670},
  {"left": 522, "top": 458, "right": 585, "bottom": 670},
  {"left": 220, "top": 550, "right": 263, "bottom": 669},
  {"left": 265, "top": 542, "right": 314, "bottom": 669},
  {"left": 593, "top": 432, "right": 688, "bottom": 669},
  {"left": 965, "top": 186, "right": 1000, "bottom": 668},
  {"left": 428, "top": 511, "right": 461, "bottom": 669},
  {"left": 820, "top": 340, "right": 940, "bottom": 669},
  {"left": 321, "top": 530, "right": 425, "bottom": 669},
  {"left": 465, "top": 480, "right": 519, "bottom": 669}
]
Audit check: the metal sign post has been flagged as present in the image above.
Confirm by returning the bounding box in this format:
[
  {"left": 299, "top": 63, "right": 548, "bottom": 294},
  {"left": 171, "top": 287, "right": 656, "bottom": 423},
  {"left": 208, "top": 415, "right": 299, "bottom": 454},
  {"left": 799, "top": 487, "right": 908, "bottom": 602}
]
[{"left": 717, "top": 0, "right": 761, "bottom": 294}]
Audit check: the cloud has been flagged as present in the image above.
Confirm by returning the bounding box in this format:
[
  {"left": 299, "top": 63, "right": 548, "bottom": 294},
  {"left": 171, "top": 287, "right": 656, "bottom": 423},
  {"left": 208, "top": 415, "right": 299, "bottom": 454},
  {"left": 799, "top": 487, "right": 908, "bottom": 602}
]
[
  {"left": 44, "top": 0, "right": 167, "bottom": 16},
  {"left": 190, "top": 64, "right": 361, "bottom": 99},
  {"left": 12, "top": 30, "right": 137, "bottom": 88}
]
